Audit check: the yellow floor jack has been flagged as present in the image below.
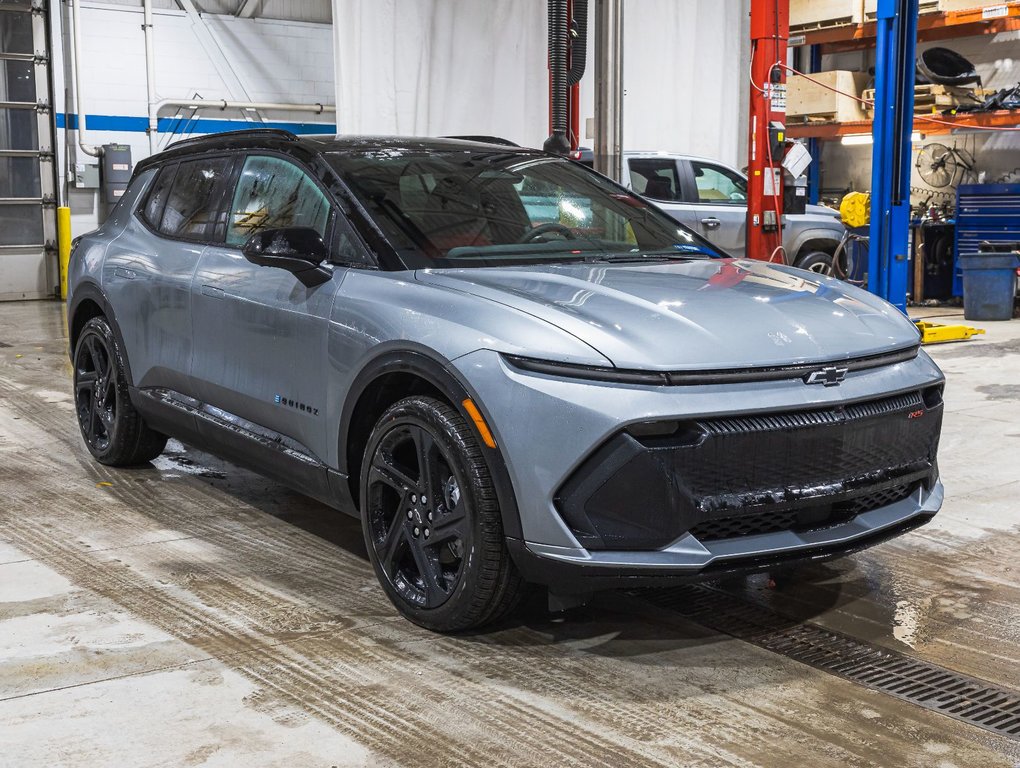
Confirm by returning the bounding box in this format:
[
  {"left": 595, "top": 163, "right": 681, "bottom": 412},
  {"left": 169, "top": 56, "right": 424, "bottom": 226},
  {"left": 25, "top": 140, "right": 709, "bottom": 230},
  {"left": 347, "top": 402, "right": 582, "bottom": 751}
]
[{"left": 914, "top": 321, "right": 986, "bottom": 344}]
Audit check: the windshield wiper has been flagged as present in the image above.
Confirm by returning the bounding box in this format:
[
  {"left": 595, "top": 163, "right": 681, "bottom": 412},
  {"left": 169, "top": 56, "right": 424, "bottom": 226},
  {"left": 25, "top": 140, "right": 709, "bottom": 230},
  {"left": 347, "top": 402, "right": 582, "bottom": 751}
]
[{"left": 586, "top": 252, "right": 706, "bottom": 263}]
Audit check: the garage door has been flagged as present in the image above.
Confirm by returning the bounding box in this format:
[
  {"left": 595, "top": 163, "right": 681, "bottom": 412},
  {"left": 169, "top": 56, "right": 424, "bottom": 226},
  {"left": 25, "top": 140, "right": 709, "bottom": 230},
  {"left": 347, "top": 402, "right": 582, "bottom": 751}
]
[{"left": 0, "top": 0, "right": 56, "bottom": 300}]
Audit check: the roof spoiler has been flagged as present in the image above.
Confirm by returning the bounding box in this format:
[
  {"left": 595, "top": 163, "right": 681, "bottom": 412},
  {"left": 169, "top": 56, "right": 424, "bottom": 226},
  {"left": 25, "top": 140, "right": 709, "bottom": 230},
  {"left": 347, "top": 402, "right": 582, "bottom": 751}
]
[
  {"left": 166, "top": 128, "right": 298, "bottom": 150},
  {"left": 441, "top": 135, "right": 520, "bottom": 147}
]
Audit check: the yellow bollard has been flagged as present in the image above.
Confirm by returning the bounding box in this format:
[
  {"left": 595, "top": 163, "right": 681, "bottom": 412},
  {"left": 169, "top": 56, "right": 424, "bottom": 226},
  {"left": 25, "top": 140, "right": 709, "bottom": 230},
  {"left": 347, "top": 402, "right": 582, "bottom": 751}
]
[{"left": 57, "top": 206, "right": 72, "bottom": 300}]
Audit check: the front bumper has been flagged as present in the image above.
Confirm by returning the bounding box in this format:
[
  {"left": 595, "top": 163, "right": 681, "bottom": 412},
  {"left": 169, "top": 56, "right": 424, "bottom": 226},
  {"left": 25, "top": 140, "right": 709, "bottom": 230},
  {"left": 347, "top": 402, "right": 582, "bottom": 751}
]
[{"left": 452, "top": 348, "right": 945, "bottom": 587}]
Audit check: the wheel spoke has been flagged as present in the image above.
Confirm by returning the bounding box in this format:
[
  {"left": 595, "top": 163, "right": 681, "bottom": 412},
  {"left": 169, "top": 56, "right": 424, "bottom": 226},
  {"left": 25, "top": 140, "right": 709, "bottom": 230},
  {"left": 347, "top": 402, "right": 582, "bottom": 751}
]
[
  {"left": 427, "top": 506, "right": 467, "bottom": 545},
  {"left": 87, "top": 400, "right": 102, "bottom": 444},
  {"left": 407, "top": 539, "right": 447, "bottom": 606},
  {"left": 85, "top": 335, "right": 102, "bottom": 372},
  {"left": 102, "top": 376, "right": 116, "bottom": 407},
  {"left": 370, "top": 456, "right": 417, "bottom": 494},
  {"left": 379, "top": 514, "right": 407, "bottom": 576},
  {"left": 411, "top": 426, "right": 439, "bottom": 500}
]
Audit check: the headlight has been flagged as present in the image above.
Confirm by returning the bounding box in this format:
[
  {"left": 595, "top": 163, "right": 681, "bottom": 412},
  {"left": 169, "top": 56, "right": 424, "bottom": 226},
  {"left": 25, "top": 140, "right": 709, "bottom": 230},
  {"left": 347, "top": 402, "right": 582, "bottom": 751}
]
[{"left": 502, "top": 354, "right": 669, "bottom": 385}]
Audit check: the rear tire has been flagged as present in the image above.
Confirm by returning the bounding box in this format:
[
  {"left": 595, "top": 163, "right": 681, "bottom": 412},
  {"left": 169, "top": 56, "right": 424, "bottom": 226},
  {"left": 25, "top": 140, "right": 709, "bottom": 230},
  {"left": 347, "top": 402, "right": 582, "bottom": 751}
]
[
  {"left": 73, "top": 316, "right": 167, "bottom": 466},
  {"left": 360, "top": 395, "right": 525, "bottom": 632},
  {"left": 797, "top": 250, "right": 835, "bottom": 275}
]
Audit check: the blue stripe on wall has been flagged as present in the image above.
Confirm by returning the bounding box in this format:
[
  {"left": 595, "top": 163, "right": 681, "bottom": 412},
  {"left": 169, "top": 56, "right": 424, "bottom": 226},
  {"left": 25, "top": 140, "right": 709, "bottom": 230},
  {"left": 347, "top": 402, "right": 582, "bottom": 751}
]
[{"left": 55, "top": 113, "right": 337, "bottom": 135}]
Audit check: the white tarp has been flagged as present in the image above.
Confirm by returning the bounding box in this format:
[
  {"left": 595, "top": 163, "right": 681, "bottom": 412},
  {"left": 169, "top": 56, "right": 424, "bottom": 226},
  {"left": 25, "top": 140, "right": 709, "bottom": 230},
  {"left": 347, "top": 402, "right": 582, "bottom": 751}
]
[{"left": 333, "top": 0, "right": 749, "bottom": 166}]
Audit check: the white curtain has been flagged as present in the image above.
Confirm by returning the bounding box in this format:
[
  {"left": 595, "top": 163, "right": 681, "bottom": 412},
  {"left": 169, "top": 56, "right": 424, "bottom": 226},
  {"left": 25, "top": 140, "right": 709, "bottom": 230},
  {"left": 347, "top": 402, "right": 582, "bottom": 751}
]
[{"left": 333, "top": 0, "right": 748, "bottom": 165}]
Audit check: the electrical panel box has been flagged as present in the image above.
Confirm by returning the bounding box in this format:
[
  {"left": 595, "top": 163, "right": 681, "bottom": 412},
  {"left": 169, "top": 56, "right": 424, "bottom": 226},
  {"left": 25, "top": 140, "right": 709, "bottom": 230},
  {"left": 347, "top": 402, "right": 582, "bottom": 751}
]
[
  {"left": 73, "top": 163, "right": 100, "bottom": 189},
  {"left": 101, "top": 144, "right": 133, "bottom": 204}
]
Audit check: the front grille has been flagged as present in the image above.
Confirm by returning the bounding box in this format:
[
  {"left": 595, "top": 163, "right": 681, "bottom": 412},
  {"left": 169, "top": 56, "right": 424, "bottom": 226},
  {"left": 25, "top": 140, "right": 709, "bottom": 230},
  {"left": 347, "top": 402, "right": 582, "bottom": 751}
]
[
  {"left": 555, "top": 389, "right": 942, "bottom": 551},
  {"left": 689, "top": 483, "right": 915, "bottom": 543}
]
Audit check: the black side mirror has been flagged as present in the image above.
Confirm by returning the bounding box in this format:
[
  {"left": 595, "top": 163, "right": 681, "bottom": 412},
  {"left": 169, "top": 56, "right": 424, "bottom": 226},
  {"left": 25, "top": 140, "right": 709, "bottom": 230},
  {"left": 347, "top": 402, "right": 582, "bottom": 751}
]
[{"left": 242, "top": 227, "right": 332, "bottom": 287}]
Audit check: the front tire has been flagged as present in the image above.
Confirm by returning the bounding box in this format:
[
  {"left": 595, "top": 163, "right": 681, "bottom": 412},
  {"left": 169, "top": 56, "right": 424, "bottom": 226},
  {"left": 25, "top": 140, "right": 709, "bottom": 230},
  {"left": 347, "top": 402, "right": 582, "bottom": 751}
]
[
  {"left": 73, "top": 316, "right": 167, "bottom": 466},
  {"left": 360, "top": 396, "right": 524, "bottom": 632}
]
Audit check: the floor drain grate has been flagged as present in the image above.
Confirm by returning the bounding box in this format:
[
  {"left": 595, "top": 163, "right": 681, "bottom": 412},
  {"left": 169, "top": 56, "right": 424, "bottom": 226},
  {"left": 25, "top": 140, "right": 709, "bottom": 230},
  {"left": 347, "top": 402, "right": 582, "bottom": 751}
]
[{"left": 638, "top": 585, "right": 1020, "bottom": 741}]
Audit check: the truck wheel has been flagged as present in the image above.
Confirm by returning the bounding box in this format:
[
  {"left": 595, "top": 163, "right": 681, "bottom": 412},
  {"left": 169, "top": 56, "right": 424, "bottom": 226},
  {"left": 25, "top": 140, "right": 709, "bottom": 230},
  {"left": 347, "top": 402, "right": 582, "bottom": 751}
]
[{"left": 797, "top": 251, "right": 835, "bottom": 275}]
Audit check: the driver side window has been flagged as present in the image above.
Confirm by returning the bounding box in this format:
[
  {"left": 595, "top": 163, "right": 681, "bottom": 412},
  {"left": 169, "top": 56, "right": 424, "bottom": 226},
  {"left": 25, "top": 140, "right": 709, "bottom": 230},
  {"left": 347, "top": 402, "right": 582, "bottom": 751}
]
[
  {"left": 690, "top": 162, "right": 747, "bottom": 204},
  {"left": 226, "top": 155, "right": 331, "bottom": 246}
]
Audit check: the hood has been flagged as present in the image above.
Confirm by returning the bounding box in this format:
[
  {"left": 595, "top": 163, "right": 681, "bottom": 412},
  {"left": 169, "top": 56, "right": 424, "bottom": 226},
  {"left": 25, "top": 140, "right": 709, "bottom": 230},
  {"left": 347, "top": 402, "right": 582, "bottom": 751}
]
[
  {"left": 416, "top": 259, "right": 920, "bottom": 370},
  {"left": 800, "top": 203, "right": 843, "bottom": 221}
]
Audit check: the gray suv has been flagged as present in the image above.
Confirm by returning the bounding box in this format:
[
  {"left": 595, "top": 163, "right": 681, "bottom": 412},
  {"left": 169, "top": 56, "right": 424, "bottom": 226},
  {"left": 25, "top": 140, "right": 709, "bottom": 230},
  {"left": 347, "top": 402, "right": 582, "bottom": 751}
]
[{"left": 67, "top": 130, "right": 944, "bottom": 632}]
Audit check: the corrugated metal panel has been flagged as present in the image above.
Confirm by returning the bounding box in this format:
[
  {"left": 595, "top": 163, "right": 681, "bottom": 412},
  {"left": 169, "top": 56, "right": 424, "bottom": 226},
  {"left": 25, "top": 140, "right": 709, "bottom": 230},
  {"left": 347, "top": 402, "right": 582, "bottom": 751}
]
[{"left": 253, "top": 0, "right": 331, "bottom": 23}]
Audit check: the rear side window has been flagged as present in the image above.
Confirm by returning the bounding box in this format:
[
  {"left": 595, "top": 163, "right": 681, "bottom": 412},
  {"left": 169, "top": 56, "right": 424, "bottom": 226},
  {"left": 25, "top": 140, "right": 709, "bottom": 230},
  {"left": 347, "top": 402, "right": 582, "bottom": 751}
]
[
  {"left": 226, "top": 155, "right": 331, "bottom": 246},
  {"left": 141, "top": 164, "right": 177, "bottom": 228},
  {"left": 628, "top": 158, "right": 681, "bottom": 201},
  {"left": 157, "top": 157, "right": 230, "bottom": 240}
]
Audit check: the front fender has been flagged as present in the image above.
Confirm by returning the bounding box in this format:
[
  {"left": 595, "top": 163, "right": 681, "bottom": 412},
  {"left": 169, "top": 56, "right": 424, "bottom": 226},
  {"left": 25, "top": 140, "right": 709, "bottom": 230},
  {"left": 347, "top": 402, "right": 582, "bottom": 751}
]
[{"left": 336, "top": 344, "right": 524, "bottom": 540}]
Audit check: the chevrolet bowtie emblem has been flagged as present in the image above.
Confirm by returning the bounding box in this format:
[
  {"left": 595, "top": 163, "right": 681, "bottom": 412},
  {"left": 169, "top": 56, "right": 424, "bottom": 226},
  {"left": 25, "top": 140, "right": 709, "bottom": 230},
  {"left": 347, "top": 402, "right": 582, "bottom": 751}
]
[{"left": 804, "top": 366, "right": 849, "bottom": 386}]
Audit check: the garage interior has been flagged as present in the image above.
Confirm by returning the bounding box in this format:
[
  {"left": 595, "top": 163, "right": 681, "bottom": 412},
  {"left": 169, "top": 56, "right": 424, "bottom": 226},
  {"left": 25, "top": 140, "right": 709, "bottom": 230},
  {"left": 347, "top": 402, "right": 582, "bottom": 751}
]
[{"left": 2, "top": 0, "right": 1020, "bottom": 766}]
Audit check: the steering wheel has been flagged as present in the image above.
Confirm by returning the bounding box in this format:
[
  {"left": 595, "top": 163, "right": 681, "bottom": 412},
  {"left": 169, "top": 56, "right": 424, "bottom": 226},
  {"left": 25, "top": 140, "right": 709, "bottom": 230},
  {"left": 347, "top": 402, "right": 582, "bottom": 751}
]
[{"left": 518, "top": 222, "right": 576, "bottom": 243}]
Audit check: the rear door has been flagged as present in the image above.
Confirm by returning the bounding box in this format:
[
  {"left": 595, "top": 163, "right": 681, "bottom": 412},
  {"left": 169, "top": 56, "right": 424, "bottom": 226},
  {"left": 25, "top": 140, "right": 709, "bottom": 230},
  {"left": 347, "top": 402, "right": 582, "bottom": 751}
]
[
  {"left": 625, "top": 157, "right": 691, "bottom": 227},
  {"left": 191, "top": 152, "right": 342, "bottom": 463},
  {"left": 680, "top": 159, "right": 749, "bottom": 258},
  {"left": 104, "top": 154, "right": 234, "bottom": 394}
]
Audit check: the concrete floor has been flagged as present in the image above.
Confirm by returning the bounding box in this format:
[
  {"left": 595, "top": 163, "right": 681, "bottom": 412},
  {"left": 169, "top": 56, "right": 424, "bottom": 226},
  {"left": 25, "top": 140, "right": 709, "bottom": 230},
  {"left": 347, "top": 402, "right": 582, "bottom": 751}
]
[{"left": 0, "top": 300, "right": 1018, "bottom": 768}]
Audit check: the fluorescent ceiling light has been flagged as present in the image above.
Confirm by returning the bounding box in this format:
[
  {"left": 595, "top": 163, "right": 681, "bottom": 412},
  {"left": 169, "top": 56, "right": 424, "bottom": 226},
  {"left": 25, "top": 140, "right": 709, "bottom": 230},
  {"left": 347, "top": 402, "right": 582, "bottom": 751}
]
[
  {"left": 841, "top": 132, "right": 923, "bottom": 147},
  {"left": 841, "top": 134, "right": 873, "bottom": 146}
]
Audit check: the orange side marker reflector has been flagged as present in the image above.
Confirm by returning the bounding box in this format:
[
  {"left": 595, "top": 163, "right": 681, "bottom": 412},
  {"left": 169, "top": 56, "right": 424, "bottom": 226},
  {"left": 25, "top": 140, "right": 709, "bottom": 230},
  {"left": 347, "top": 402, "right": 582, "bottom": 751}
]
[{"left": 462, "top": 398, "right": 497, "bottom": 449}]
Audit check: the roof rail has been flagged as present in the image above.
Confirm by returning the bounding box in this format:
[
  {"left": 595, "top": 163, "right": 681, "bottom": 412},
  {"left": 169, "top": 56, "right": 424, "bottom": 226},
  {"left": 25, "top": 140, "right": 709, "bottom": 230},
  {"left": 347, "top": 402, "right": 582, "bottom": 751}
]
[
  {"left": 441, "top": 135, "right": 520, "bottom": 147},
  {"left": 166, "top": 127, "right": 298, "bottom": 150}
]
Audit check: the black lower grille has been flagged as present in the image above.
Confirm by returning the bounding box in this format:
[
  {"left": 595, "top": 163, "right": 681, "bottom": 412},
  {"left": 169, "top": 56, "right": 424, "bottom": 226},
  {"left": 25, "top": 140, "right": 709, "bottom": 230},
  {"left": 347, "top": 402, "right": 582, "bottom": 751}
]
[
  {"left": 689, "top": 483, "right": 915, "bottom": 543},
  {"left": 556, "top": 389, "right": 942, "bottom": 551}
]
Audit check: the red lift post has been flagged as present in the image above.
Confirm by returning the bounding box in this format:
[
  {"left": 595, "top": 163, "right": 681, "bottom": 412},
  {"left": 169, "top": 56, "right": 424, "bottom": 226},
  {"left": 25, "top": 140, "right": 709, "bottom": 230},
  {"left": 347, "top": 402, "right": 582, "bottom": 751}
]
[{"left": 747, "top": 0, "right": 789, "bottom": 263}]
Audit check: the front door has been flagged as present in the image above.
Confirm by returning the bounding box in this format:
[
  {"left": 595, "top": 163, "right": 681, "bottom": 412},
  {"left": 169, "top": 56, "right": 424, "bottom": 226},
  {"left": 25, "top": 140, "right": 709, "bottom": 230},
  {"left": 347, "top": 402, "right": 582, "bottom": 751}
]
[
  {"left": 0, "top": 0, "right": 56, "bottom": 299},
  {"left": 682, "top": 160, "right": 749, "bottom": 258},
  {"left": 191, "top": 153, "right": 338, "bottom": 463}
]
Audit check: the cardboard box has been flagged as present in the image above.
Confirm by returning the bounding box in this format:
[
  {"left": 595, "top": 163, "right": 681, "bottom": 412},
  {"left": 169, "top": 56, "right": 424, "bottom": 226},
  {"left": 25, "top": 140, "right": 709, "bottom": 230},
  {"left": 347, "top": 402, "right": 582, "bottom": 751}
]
[
  {"left": 791, "top": 0, "right": 864, "bottom": 29},
  {"left": 864, "top": 0, "right": 940, "bottom": 18},
  {"left": 936, "top": 0, "right": 1012, "bottom": 12},
  {"left": 788, "top": 71, "right": 870, "bottom": 123}
]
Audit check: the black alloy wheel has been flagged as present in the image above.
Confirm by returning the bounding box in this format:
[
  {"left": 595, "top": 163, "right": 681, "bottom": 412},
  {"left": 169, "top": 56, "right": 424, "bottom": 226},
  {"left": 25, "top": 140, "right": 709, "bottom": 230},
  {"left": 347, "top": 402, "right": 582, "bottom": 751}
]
[
  {"left": 72, "top": 316, "right": 167, "bottom": 466},
  {"left": 361, "top": 396, "right": 524, "bottom": 631},
  {"left": 367, "top": 421, "right": 468, "bottom": 609},
  {"left": 75, "top": 329, "right": 116, "bottom": 453}
]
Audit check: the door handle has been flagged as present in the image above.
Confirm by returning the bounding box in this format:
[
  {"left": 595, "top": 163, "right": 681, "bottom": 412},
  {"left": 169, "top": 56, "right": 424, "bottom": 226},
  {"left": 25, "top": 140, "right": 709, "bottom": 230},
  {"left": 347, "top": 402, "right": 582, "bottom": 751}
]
[
  {"left": 201, "top": 285, "right": 225, "bottom": 299},
  {"left": 701, "top": 217, "right": 722, "bottom": 230}
]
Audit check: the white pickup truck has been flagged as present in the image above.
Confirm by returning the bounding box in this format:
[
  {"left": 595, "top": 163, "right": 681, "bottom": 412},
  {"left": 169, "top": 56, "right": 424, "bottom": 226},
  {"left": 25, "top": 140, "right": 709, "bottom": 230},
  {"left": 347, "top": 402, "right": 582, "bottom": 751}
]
[{"left": 577, "top": 150, "right": 846, "bottom": 271}]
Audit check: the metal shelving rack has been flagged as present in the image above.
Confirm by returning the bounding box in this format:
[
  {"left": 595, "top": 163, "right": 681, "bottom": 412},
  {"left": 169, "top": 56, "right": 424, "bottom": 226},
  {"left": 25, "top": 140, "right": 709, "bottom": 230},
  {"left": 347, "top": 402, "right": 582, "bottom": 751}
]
[{"left": 789, "top": 2, "right": 1020, "bottom": 141}]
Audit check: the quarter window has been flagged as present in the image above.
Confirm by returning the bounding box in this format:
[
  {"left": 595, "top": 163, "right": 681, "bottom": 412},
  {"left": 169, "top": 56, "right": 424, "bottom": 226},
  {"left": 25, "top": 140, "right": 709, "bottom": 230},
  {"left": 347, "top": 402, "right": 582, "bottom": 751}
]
[
  {"left": 690, "top": 162, "right": 747, "bottom": 204},
  {"left": 157, "top": 157, "right": 230, "bottom": 240},
  {"left": 141, "top": 164, "right": 177, "bottom": 229},
  {"left": 226, "top": 155, "right": 331, "bottom": 246}
]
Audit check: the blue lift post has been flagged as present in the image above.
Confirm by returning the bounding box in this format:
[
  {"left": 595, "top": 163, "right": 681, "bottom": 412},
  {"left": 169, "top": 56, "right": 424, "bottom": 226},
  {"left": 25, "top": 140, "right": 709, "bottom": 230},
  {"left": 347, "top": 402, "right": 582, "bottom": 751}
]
[
  {"left": 868, "top": 0, "right": 919, "bottom": 313},
  {"left": 806, "top": 45, "right": 822, "bottom": 205}
]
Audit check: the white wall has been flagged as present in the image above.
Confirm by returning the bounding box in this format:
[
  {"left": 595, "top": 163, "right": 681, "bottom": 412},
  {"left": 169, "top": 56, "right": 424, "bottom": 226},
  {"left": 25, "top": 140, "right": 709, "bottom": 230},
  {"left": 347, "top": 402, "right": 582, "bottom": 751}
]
[
  {"left": 54, "top": 2, "right": 336, "bottom": 235},
  {"left": 333, "top": 0, "right": 751, "bottom": 167}
]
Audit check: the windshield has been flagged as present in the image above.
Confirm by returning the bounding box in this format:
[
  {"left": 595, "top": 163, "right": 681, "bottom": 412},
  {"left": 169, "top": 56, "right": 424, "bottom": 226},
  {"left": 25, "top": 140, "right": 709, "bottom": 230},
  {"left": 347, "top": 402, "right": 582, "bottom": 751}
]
[{"left": 326, "top": 149, "right": 724, "bottom": 268}]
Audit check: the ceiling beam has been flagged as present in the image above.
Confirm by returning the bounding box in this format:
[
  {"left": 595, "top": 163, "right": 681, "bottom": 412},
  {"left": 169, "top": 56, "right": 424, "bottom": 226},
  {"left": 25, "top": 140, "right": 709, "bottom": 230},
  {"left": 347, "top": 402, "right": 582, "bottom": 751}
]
[{"left": 236, "top": 0, "right": 259, "bottom": 17}]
